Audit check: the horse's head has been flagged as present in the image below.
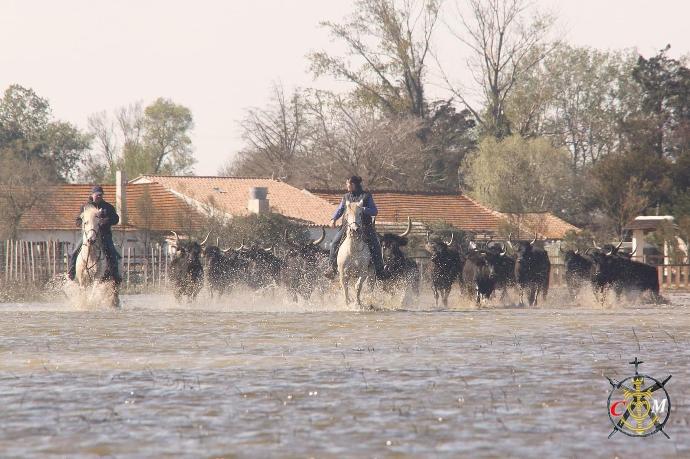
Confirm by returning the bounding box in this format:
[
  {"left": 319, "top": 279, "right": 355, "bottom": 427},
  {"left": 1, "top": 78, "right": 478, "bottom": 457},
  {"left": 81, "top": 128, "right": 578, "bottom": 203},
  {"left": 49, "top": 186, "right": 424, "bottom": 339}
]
[
  {"left": 80, "top": 204, "right": 102, "bottom": 246},
  {"left": 344, "top": 200, "right": 364, "bottom": 236}
]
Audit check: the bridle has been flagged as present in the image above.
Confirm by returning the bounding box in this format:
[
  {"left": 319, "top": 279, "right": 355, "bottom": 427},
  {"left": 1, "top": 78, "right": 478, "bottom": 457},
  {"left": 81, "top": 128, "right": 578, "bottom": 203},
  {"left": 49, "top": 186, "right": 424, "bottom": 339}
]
[
  {"left": 344, "top": 206, "right": 367, "bottom": 254},
  {"left": 81, "top": 213, "right": 104, "bottom": 283}
]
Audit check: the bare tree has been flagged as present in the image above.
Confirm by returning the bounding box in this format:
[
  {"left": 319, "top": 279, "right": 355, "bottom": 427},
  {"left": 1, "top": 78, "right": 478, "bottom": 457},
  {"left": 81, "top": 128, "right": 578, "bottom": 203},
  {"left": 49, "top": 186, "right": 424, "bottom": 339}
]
[
  {"left": 88, "top": 111, "right": 119, "bottom": 169},
  {"left": 303, "top": 91, "right": 427, "bottom": 189},
  {"left": 442, "top": 0, "right": 557, "bottom": 138},
  {"left": 309, "top": 0, "right": 440, "bottom": 118},
  {"left": 230, "top": 84, "right": 309, "bottom": 181}
]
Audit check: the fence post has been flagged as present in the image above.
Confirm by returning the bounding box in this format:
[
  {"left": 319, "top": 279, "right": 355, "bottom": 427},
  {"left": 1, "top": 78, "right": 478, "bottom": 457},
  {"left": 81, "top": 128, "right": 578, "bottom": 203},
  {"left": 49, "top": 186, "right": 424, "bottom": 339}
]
[
  {"left": 126, "top": 246, "right": 131, "bottom": 288},
  {"left": 30, "top": 242, "right": 35, "bottom": 283},
  {"left": 4, "top": 240, "right": 8, "bottom": 283}
]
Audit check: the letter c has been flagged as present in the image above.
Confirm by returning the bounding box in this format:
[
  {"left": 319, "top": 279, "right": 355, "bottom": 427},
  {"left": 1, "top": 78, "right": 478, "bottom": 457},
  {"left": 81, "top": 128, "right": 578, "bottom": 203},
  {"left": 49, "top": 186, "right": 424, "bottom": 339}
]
[{"left": 610, "top": 400, "right": 627, "bottom": 416}]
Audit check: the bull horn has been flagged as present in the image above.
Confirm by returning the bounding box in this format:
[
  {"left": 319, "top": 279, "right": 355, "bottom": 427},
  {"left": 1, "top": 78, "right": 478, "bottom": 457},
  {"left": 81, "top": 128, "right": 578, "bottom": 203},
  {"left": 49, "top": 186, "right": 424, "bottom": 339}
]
[
  {"left": 399, "top": 216, "right": 412, "bottom": 237},
  {"left": 283, "top": 228, "right": 289, "bottom": 242},
  {"left": 264, "top": 245, "right": 273, "bottom": 252},
  {"left": 574, "top": 248, "right": 579, "bottom": 255},
  {"left": 426, "top": 231, "right": 431, "bottom": 242},
  {"left": 216, "top": 237, "right": 220, "bottom": 247},
  {"left": 530, "top": 233, "right": 537, "bottom": 245},
  {"left": 445, "top": 233, "right": 455, "bottom": 246},
  {"left": 199, "top": 231, "right": 211, "bottom": 246},
  {"left": 312, "top": 227, "right": 326, "bottom": 245},
  {"left": 592, "top": 239, "right": 601, "bottom": 250},
  {"left": 221, "top": 248, "right": 233, "bottom": 254},
  {"left": 237, "top": 239, "right": 245, "bottom": 250},
  {"left": 171, "top": 230, "right": 180, "bottom": 248},
  {"left": 630, "top": 247, "right": 637, "bottom": 257},
  {"left": 614, "top": 240, "right": 623, "bottom": 251},
  {"left": 499, "top": 243, "right": 506, "bottom": 256}
]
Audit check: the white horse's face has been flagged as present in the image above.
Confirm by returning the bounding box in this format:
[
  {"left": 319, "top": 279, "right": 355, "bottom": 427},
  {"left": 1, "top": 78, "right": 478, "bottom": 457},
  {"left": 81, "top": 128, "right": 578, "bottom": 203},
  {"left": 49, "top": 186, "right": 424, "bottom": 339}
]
[
  {"left": 81, "top": 205, "right": 101, "bottom": 246},
  {"left": 345, "top": 200, "right": 364, "bottom": 234}
]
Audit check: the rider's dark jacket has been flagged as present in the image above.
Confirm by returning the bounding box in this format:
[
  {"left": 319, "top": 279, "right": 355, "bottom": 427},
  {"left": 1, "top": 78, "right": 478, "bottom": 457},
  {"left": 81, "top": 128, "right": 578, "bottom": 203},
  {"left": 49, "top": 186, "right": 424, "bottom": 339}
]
[
  {"left": 332, "top": 191, "right": 378, "bottom": 226},
  {"left": 75, "top": 198, "right": 119, "bottom": 236}
]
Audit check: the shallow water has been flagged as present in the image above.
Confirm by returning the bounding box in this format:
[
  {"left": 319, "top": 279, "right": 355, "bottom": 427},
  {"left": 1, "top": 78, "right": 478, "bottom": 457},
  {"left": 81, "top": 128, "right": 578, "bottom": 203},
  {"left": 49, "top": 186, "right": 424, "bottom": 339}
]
[{"left": 0, "top": 291, "right": 689, "bottom": 458}]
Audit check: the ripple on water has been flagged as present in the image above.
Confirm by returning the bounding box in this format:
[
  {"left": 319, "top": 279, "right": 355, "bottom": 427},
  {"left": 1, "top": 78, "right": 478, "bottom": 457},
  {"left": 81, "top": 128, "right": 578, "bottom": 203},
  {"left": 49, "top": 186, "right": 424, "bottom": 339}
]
[{"left": 0, "top": 291, "right": 689, "bottom": 457}]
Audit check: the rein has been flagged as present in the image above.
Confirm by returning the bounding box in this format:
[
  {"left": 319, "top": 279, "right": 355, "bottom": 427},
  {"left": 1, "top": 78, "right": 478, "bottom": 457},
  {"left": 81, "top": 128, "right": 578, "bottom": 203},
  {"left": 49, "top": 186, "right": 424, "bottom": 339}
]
[{"left": 82, "top": 225, "right": 104, "bottom": 283}]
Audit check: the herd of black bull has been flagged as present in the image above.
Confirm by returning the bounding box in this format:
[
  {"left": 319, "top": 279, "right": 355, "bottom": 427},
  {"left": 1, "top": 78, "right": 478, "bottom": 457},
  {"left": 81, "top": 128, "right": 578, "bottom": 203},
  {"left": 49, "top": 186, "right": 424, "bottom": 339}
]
[
  {"left": 166, "top": 225, "right": 662, "bottom": 307},
  {"left": 426, "top": 236, "right": 662, "bottom": 307}
]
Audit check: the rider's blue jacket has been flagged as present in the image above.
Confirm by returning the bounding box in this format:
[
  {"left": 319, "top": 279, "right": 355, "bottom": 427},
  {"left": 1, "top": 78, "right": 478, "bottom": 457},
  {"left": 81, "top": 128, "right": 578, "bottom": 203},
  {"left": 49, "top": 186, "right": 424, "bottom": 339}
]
[{"left": 332, "top": 191, "right": 378, "bottom": 226}]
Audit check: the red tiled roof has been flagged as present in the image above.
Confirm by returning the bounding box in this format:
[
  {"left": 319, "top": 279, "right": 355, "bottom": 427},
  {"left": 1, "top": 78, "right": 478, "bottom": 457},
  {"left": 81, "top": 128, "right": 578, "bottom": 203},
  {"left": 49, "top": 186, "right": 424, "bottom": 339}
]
[
  {"left": 311, "top": 189, "right": 503, "bottom": 233},
  {"left": 133, "top": 175, "right": 336, "bottom": 226},
  {"left": 311, "top": 189, "right": 580, "bottom": 239},
  {"left": 497, "top": 212, "right": 580, "bottom": 240},
  {"left": 19, "top": 183, "right": 203, "bottom": 232}
]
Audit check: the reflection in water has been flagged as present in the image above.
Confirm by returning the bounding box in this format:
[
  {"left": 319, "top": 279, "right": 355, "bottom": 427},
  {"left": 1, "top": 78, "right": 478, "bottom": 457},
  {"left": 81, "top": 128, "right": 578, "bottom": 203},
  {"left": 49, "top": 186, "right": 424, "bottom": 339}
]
[{"left": 0, "top": 292, "right": 689, "bottom": 457}]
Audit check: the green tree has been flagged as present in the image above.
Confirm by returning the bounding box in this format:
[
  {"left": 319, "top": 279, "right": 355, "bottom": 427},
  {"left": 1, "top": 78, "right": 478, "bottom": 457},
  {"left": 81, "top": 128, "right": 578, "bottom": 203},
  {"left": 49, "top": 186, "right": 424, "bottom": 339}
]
[
  {"left": 143, "top": 97, "right": 195, "bottom": 174},
  {"left": 83, "top": 98, "right": 195, "bottom": 182},
  {"left": 630, "top": 45, "right": 690, "bottom": 159},
  {"left": 0, "top": 84, "right": 90, "bottom": 181},
  {"left": 419, "top": 100, "right": 476, "bottom": 190},
  {"left": 505, "top": 46, "right": 640, "bottom": 172},
  {"left": 462, "top": 135, "right": 572, "bottom": 216}
]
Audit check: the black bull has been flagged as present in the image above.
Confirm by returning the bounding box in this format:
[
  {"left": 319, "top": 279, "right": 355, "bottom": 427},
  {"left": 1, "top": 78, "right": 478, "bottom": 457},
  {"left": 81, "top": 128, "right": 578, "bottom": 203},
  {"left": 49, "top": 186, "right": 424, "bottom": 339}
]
[
  {"left": 169, "top": 231, "right": 209, "bottom": 302},
  {"left": 460, "top": 243, "right": 516, "bottom": 305},
  {"left": 561, "top": 249, "right": 593, "bottom": 298},
  {"left": 282, "top": 228, "right": 329, "bottom": 301},
  {"left": 512, "top": 239, "right": 550, "bottom": 307},
  {"left": 378, "top": 218, "right": 420, "bottom": 296},
  {"left": 425, "top": 233, "right": 463, "bottom": 308},
  {"left": 589, "top": 245, "right": 661, "bottom": 303}
]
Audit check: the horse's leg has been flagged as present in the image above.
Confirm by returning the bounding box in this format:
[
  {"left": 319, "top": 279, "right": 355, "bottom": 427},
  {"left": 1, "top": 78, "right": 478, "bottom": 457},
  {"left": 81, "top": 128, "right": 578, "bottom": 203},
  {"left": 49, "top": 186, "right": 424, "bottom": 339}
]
[
  {"left": 340, "top": 271, "right": 350, "bottom": 305},
  {"left": 112, "top": 282, "right": 120, "bottom": 308},
  {"left": 355, "top": 275, "right": 366, "bottom": 308},
  {"left": 528, "top": 284, "right": 537, "bottom": 306}
]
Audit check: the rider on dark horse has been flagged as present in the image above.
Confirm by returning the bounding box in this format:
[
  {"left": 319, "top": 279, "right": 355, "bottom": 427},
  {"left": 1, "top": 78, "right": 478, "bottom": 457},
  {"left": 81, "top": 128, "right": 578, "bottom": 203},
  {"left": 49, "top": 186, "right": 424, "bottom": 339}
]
[
  {"left": 68, "top": 185, "right": 122, "bottom": 284},
  {"left": 324, "top": 176, "right": 388, "bottom": 280}
]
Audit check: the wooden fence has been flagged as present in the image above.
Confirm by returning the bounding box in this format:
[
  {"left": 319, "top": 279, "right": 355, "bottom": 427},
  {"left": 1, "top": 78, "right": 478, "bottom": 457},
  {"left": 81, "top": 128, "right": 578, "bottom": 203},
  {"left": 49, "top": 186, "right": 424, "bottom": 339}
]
[
  {"left": 0, "top": 240, "right": 172, "bottom": 292},
  {"left": 1, "top": 240, "right": 688, "bottom": 293},
  {"left": 657, "top": 265, "right": 690, "bottom": 291}
]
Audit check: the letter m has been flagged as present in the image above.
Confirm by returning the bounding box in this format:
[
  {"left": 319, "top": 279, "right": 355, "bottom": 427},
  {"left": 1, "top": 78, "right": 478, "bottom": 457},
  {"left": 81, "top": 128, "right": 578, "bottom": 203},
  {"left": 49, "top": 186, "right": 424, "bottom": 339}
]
[{"left": 652, "top": 398, "right": 668, "bottom": 414}]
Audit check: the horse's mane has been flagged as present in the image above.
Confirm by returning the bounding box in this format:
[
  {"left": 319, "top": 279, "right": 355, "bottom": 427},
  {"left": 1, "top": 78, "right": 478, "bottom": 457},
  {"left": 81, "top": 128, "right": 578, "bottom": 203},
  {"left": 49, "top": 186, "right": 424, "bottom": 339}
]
[{"left": 81, "top": 202, "right": 99, "bottom": 217}]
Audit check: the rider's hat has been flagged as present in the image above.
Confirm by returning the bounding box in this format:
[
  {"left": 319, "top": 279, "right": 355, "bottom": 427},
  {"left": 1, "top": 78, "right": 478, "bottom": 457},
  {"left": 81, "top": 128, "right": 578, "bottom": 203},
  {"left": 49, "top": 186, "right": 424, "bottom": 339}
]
[{"left": 91, "top": 185, "right": 104, "bottom": 195}]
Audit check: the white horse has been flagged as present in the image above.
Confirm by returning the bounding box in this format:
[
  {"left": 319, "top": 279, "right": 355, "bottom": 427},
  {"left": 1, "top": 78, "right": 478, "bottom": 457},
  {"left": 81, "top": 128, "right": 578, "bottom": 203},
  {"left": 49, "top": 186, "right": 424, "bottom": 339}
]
[
  {"left": 336, "top": 199, "right": 372, "bottom": 307},
  {"left": 74, "top": 203, "right": 120, "bottom": 308}
]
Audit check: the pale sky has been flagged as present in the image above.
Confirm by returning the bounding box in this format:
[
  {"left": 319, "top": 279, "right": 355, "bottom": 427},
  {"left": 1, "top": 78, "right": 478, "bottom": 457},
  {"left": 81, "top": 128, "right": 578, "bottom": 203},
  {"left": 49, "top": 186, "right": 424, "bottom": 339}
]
[{"left": 1, "top": 0, "right": 688, "bottom": 176}]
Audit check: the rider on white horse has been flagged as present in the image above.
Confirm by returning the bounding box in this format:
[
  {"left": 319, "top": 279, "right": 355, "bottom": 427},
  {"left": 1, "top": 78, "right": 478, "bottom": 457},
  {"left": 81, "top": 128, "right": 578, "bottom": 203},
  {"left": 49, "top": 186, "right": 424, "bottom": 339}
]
[
  {"left": 324, "top": 176, "right": 388, "bottom": 280},
  {"left": 68, "top": 185, "right": 122, "bottom": 284}
]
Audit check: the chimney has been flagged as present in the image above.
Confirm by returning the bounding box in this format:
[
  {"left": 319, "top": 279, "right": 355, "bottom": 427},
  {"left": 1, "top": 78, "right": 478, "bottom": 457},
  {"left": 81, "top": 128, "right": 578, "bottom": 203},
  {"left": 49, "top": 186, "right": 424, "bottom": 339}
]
[
  {"left": 248, "top": 187, "right": 269, "bottom": 215},
  {"left": 116, "top": 170, "right": 127, "bottom": 225}
]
